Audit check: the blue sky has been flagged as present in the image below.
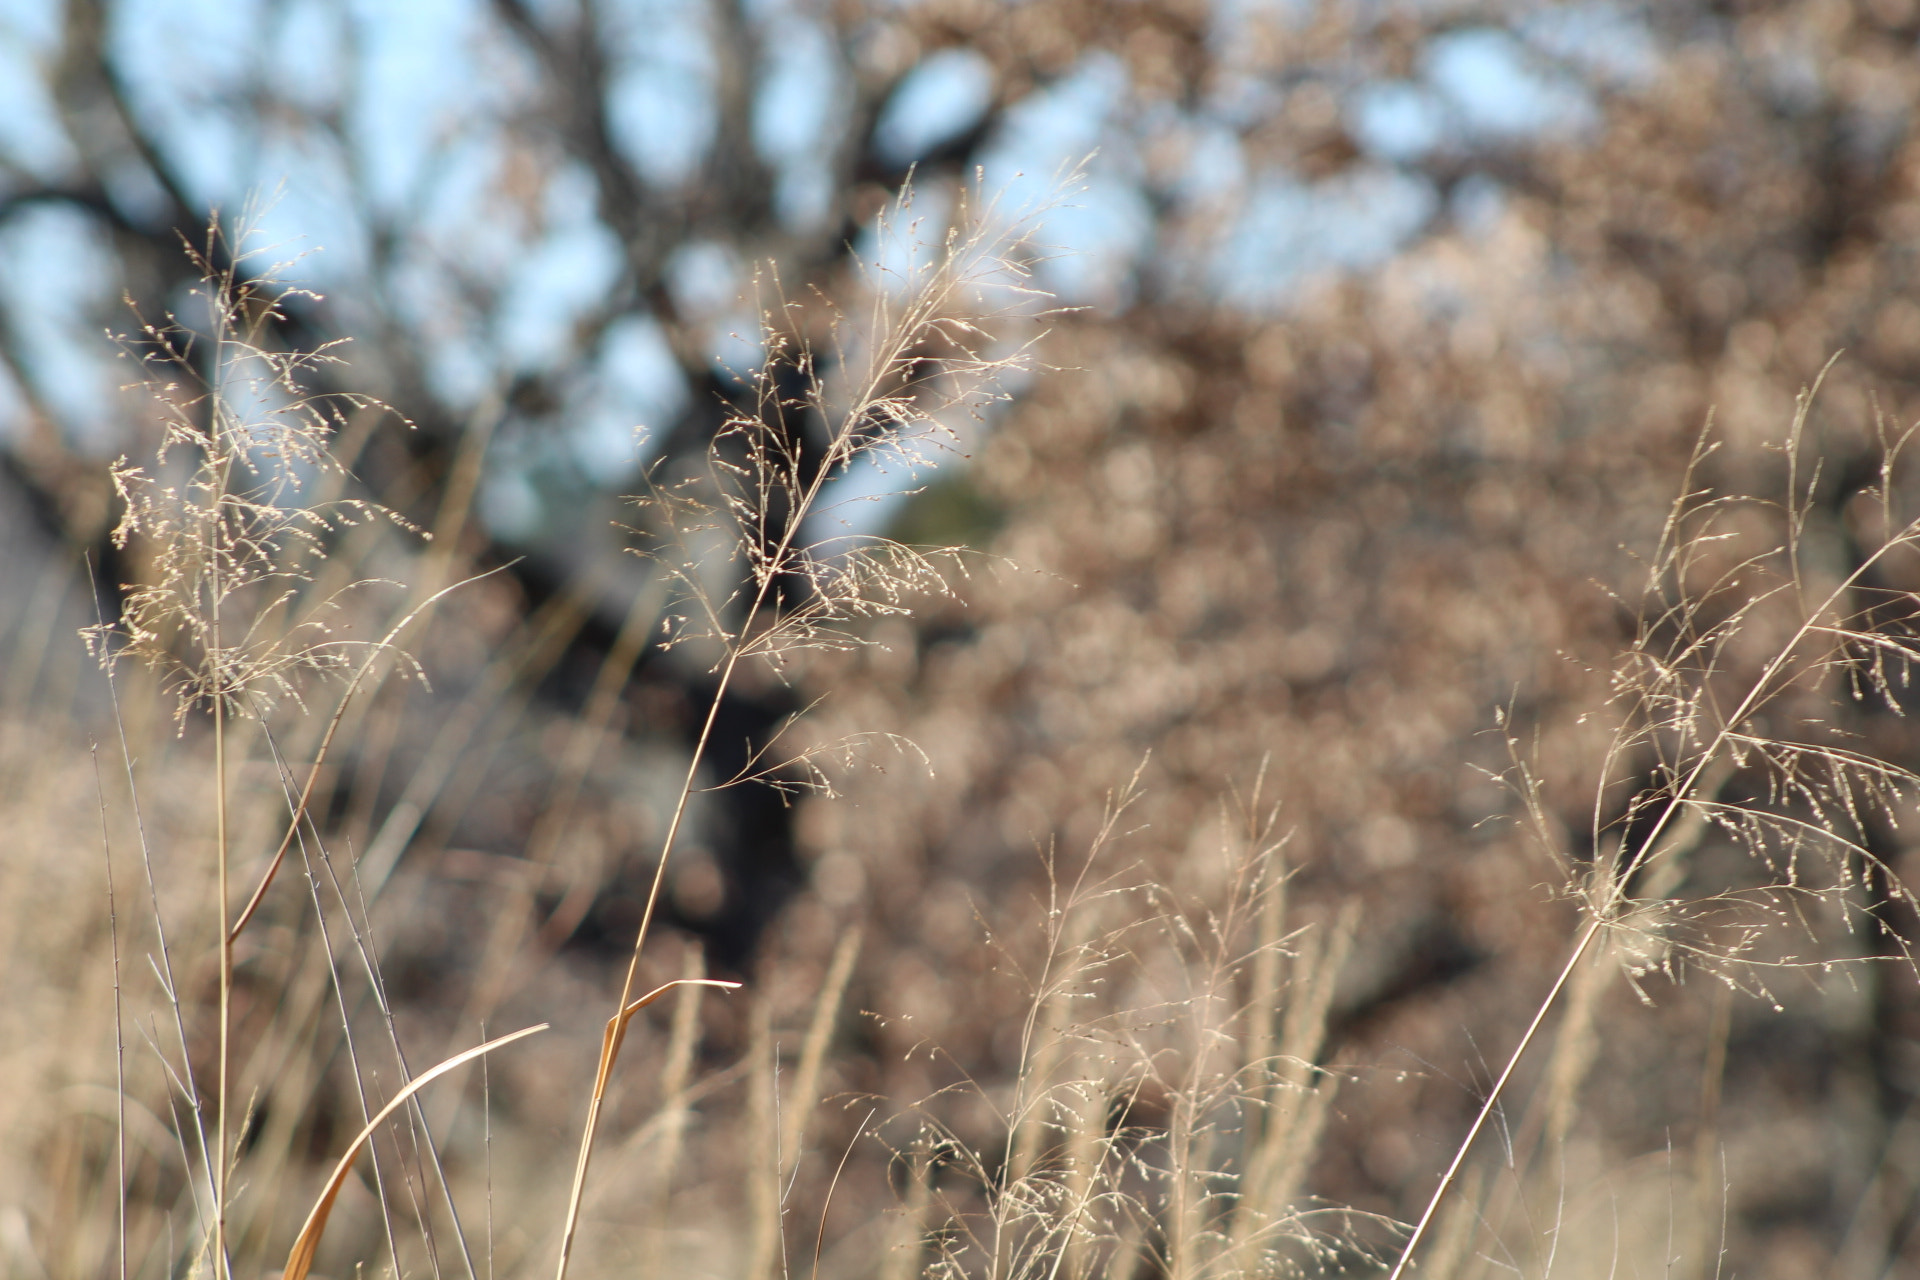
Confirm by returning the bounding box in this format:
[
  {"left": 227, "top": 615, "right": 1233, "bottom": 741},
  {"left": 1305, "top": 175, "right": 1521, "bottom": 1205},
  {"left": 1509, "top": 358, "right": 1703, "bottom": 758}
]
[{"left": 0, "top": 0, "right": 1658, "bottom": 534}]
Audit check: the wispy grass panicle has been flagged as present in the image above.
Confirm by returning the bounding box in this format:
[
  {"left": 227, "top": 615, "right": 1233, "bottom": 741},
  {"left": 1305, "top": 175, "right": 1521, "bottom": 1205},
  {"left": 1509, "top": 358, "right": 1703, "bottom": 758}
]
[
  {"left": 75, "top": 215, "right": 533, "bottom": 1280},
  {"left": 633, "top": 181, "right": 1053, "bottom": 674},
  {"left": 80, "top": 215, "right": 414, "bottom": 1280},
  {"left": 878, "top": 770, "right": 1375, "bottom": 1280},
  {"left": 1567, "top": 379, "right": 1920, "bottom": 999},
  {"left": 84, "top": 217, "right": 416, "bottom": 726},
  {"left": 553, "top": 177, "right": 1063, "bottom": 1279},
  {"left": 1391, "top": 370, "right": 1920, "bottom": 1277}
]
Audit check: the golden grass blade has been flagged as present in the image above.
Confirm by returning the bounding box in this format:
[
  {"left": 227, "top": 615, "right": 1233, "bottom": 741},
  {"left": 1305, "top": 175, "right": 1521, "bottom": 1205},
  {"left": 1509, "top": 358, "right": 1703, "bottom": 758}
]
[
  {"left": 556, "top": 180, "right": 1052, "bottom": 1280},
  {"left": 554, "top": 978, "right": 741, "bottom": 1278},
  {"left": 281, "top": 1023, "right": 548, "bottom": 1280},
  {"left": 596, "top": 979, "right": 742, "bottom": 1098}
]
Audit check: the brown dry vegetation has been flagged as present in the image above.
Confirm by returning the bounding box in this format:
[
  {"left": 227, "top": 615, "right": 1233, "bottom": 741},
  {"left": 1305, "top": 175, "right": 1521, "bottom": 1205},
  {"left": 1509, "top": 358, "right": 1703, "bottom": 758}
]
[{"left": 13, "top": 3, "right": 1920, "bottom": 1279}]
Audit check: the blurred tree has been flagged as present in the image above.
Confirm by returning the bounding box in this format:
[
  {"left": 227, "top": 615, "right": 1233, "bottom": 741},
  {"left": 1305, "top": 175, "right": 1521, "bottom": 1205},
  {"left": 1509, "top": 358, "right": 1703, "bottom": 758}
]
[{"left": 12, "top": 0, "right": 1920, "bottom": 1268}]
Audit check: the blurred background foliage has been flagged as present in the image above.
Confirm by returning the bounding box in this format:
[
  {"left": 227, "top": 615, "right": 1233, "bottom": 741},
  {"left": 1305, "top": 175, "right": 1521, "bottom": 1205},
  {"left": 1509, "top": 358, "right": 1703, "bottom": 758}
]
[{"left": 12, "top": 0, "right": 1920, "bottom": 1276}]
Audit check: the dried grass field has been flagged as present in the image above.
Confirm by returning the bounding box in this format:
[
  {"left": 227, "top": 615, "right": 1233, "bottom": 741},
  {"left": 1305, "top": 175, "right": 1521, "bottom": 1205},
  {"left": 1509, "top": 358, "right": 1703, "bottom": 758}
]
[
  {"left": 12, "top": 7, "right": 1920, "bottom": 1276},
  {"left": 6, "top": 192, "right": 1920, "bottom": 1280}
]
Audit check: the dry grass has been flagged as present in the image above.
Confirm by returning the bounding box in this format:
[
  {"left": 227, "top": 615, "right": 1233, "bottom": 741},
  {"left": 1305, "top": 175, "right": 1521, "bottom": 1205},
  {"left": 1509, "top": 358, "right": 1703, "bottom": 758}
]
[
  {"left": 1389, "top": 380, "right": 1920, "bottom": 1277},
  {"left": 6, "top": 196, "right": 1920, "bottom": 1280},
  {"left": 875, "top": 769, "right": 1376, "bottom": 1280}
]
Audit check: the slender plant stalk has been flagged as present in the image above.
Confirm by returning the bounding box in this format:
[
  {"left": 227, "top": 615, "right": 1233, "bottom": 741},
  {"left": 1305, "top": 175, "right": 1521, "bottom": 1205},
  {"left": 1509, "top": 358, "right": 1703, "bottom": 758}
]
[
  {"left": 558, "top": 314, "right": 902, "bottom": 1279},
  {"left": 89, "top": 558, "right": 221, "bottom": 1238},
  {"left": 553, "top": 641, "right": 749, "bottom": 1279},
  {"left": 226, "top": 568, "right": 510, "bottom": 944},
  {"left": 211, "top": 552, "right": 231, "bottom": 1280},
  {"left": 1391, "top": 386, "right": 1920, "bottom": 1275},
  {"left": 285, "top": 746, "right": 407, "bottom": 1274},
  {"left": 93, "top": 745, "right": 129, "bottom": 1280},
  {"left": 1385, "top": 918, "right": 1602, "bottom": 1279},
  {"left": 550, "top": 185, "right": 1049, "bottom": 1276},
  {"left": 1389, "top": 576, "right": 1830, "bottom": 1275},
  {"left": 89, "top": 213, "right": 522, "bottom": 1278}
]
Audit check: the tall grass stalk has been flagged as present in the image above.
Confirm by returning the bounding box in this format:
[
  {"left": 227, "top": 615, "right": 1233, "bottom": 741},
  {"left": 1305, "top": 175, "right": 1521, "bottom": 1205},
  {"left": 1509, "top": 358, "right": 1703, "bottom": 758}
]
[
  {"left": 552, "top": 178, "right": 1056, "bottom": 1278},
  {"left": 68, "top": 181, "right": 1052, "bottom": 1278},
  {"left": 91, "top": 742, "right": 129, "bottom": 1280},
  {"left": 868, "top": 765, "right": 1379, "bottom": 1280},
  {"left": 1391, "top": 372, "right": 1920, "bottom": 1276},
  {"left": 88, "top": 218, "right": 387, "bottom": 1278},
  {"left": 84, "top": 215, "right": 541, "bottom": 1278},
  {"left": 43, "top": 190, "right": 1920, "bottom": 1280}
]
